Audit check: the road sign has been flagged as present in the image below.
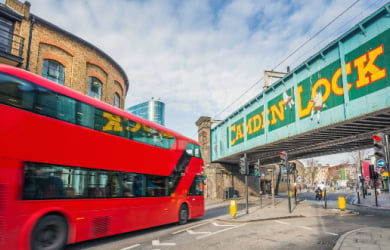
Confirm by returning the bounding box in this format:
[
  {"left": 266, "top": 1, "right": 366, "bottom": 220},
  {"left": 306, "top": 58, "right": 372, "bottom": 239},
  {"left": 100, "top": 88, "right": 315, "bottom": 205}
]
[
  {"left": 377, "top": 159, "right": 385, "bottom": 168},
  {"left": 282, "top": 168, "right": 287, "bottom": 174},
  {"left": 297, "top": 175, "right": 302, "bottom": 182}
]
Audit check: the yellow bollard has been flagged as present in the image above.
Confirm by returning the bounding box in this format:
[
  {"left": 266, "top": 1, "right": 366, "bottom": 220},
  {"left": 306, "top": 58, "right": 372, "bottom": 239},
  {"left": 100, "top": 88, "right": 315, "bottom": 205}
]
[
  {"left": 338, "top": 196, "right": 346, "bottom": 211},
  {"left": 230, "top": 199, "right": 237, "bottom": 218},
  {"left": 289, "top": 190, "right": 293, "bottom": 198}
]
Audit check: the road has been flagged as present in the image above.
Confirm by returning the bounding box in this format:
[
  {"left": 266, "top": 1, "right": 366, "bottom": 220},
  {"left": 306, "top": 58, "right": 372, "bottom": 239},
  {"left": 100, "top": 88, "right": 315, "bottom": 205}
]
[{"left": 66, "top": 191, "right": 390, "bottom": 249}]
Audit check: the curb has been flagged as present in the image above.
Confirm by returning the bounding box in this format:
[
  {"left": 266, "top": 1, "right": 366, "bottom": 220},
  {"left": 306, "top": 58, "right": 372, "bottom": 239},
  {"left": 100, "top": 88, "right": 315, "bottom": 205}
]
[
  {"left": 216, "top": 215, "right": 305, "bottom": 223},
  {"left": 332, "top": 227, "right": 370, "bottom": 250},
  {"left": 351, "top": 202, "right": 390, "bottom": 210}
]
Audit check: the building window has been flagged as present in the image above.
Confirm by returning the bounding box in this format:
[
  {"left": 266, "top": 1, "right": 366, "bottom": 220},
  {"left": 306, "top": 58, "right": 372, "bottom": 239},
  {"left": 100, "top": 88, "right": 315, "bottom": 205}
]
[
  {"left": 114, "top": 93, "right": 120, "bottom": 107},
  {"left": 42, "top": 59, "right": 65, "bottom": 85},
  {"left": 88, "top": 77, "right": 102, "bottom": 100},
  {"left": 0, "top": 17, "right": 13, "bottom": 54}
]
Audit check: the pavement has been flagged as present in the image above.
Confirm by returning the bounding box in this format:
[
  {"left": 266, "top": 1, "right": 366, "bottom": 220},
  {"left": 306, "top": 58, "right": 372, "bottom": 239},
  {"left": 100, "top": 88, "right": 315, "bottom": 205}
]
[{"left": 204, "top": 189, "right": 390, "bottom": 250}]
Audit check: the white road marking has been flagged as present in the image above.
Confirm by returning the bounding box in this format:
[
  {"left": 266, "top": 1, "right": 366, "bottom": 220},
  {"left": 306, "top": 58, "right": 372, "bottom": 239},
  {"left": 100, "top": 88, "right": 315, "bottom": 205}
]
[
  {"left": 212, "top": 222, "right": 236, "bottom": 227},
  {"left": 296, "top": 225, "right": 313, "bottom": 230},
  {"left": 120, "top": 244, "right": 140, "bottom": 250},
  {"left": 274, "top": 220, "right": 338, "bottom": 236},
  {"left": 274, "top": 220, "right": 290, "bottom": 225},
  {"left": 152, "top": 240, "right": 176, "bottom": 246},
  {"left": 171, "top": 220, "right": 211, "bottom": 235},
  {"left": 187, "top": 229, "right": 210, "bottom": 234},
  {"left": 196, "top": 223, "right": 247, "bottom": 239}
]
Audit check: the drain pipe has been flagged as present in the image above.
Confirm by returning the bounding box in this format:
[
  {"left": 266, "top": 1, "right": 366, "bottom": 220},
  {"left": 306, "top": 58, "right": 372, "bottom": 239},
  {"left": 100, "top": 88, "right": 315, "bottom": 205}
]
[{"left": 25, "top": 15, "right": 35, "bottom": 70}]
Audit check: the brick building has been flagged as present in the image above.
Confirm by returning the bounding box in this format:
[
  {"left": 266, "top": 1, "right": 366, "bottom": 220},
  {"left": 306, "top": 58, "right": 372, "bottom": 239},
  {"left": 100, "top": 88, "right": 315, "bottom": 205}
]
[{"left": 0, "top": 0, "right": 129, "bottom": 108}]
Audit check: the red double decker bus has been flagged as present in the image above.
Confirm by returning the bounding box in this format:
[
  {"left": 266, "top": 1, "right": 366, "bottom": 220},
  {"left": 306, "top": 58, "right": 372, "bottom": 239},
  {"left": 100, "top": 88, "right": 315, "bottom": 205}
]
[{"left": 0, "top": 64, "right": 205, "bottom": 250}]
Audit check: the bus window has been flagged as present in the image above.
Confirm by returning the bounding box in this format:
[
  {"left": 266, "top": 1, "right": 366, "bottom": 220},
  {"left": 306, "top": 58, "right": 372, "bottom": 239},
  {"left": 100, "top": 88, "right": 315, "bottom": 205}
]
[
  {"left": 23, "top": 163, "right": 65, "bottom": 200},
  {"left": 34, "top": 86, "right": 58, "bottom": 119},
  {"left": 185, "top": 143, "right": 203, "bottom": 158},
  {"left": 57, "top": 94, "right": 76, "bottom": 123},
  {"left": 121, "top": 173, "right": 135, "bottom": 197},
  {"left": 188, "top": 176, "right": 204, "bottom": 196},
  {"left": 76, "top": 101, "right": 95, "bottom": 129},
  {"left": 133, "top": 174, "right": 145, "bottom": 197},
  {"left": 193, "top": 145, "right": 201, "bottom": 158},
  {"left": 0, "top": 73, "right": 35, "bottom": 110},
  {"left": 146, "top": 175, "right": 167, "bottom": 197}
]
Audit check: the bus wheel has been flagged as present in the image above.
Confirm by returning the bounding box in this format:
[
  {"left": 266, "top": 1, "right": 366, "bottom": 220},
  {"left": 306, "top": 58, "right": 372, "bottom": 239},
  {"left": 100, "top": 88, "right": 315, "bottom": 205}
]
[
  {"left": 31, "top": 214, "right": 68, "bottom": 250},
  {"left": 178, "top": 204, "right": 189, "bottom": 225}
]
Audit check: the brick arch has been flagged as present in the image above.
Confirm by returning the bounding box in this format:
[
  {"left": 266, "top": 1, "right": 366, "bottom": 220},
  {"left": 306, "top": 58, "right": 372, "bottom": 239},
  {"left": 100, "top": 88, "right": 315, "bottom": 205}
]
[
  {"left": 41, "top": 53, "right": 68, "bottom": 68},
  {"left": 114, "top": 80, "right": 124, "bottom": 96},
  {"left": 114, "top": 78, "right": 125, "bottom": 95},
  {"left": 39, "top": 38, "right": 75, "bottom": 57},
  {"left": 86, "top": 59, "right": 109, "bottom": 76},
  {"left": 88, "top": 73, "right": 105, "bottom": 86}
]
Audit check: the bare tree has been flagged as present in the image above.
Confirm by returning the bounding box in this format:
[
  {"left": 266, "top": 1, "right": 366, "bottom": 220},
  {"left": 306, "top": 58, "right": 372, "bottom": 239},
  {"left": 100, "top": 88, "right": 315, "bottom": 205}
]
[{"left": 304, "top": 158, "right": 319, "bottom": 186}]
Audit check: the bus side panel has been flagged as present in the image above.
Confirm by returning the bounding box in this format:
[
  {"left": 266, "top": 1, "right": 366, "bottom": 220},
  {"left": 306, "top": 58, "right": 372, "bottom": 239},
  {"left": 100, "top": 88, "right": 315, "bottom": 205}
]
[{"left": 0, "top": 159, "right": 24, "bottom": 249}]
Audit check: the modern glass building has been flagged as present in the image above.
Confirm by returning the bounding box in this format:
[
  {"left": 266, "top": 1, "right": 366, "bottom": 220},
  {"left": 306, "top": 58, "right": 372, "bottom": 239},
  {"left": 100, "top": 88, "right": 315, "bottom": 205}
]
[{"left": 126, "top": 99, "right": 165, "bottom": 126}]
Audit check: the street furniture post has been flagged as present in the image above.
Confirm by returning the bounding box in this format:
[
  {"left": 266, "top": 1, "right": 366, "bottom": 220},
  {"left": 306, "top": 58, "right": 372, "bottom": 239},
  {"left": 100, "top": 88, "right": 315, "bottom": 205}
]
[
  {"left": 245, "top": 174, "right": 249, "bottom": 214},
  {"left": 259, "top": 172, "right": 262, "bottom": 208},
  {"left": 338, "top": 196, "right": 346, "bottom": 211},
  {"left": 287, "top": 170, "right": 291, "bottom": 213},
  {"left": 230, "top": 199, "right": 237, "bottom": 218},
  {"left": 323, "top": 189, "right": 327, "bottom": 209}
]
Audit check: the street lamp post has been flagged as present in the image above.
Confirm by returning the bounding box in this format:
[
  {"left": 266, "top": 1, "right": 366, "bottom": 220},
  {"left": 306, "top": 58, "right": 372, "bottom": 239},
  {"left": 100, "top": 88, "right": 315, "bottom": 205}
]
[{"left": 268, "top": 168, "right": 275, "bottom": 207}]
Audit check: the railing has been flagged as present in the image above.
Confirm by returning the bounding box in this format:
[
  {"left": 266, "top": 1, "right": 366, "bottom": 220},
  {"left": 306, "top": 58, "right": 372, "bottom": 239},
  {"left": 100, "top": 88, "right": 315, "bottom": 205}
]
[{"left": 0, "top": 27, "right": 24, "bottom": 58}]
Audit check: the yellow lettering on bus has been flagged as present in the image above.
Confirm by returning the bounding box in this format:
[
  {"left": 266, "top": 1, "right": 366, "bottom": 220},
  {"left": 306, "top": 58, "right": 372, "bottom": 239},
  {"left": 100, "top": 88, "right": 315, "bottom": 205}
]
[
  {"left": 161, "top": 131, "right": 174, "bottom": 139},
  {"left": 331, "top": 62, "right": 353, "bottom": 95},
  {"left": 354, "top": 44, "right": 386, "bottom": 89},
  {"left": 126, "top": 122, "right": 141, "bottom": 132},
  {"left": 102, "top": 112, "right": 123, "bottom": 132},
  {"left": 270, "top": 100, "right": 285, "bottom": 125},
  {"left": 142, "top": 125, "right": 151, "bottom": 133}
]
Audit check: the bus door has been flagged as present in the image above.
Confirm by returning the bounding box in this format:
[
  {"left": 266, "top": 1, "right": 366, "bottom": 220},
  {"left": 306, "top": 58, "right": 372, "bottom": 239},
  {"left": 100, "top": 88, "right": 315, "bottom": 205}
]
[{"left": 187, "top": 175, "right": 205, "bottom": 218}]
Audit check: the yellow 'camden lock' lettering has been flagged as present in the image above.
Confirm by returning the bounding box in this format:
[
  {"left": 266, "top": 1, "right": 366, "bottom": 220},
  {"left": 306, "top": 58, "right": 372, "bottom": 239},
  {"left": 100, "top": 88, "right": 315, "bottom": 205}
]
[
  {"left": 298, "top": 44, "right": 386, "bottom": 118},
  {"left": 230, "top": 122, "right": 244, "bottom": 146}
]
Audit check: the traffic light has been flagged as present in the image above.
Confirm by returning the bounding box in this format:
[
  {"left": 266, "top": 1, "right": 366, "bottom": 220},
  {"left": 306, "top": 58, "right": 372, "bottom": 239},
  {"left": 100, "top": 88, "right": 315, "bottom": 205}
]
[
  {"left": 373, "top": 133, "right": 386, "bottom": 160},
  {"left": 369, "top": 164, "right": 375, "bottom": 179},
  {"left": 373, "top": 171, "right": 379, "bottom": 180},
  {"left": 239, "top": 156, "right": 247, "bottom": 175},
  {"left": 248, "top": 165, "right": 254, "bottom": 175},
  {"left": 280, "top": 151, "right": 288, "bottom": 168},
  {"left": 254, "top": 160, "right": 260, "bottom": 176},
  {"left": 289, "top": 162, "right": 296, "bottom": 174}
]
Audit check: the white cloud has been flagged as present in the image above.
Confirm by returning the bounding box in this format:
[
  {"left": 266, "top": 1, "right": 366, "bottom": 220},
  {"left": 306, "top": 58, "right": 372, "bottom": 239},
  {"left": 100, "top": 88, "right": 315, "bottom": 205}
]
[{"left": 28, "top": 0, "right": 388, "bottom": 142}]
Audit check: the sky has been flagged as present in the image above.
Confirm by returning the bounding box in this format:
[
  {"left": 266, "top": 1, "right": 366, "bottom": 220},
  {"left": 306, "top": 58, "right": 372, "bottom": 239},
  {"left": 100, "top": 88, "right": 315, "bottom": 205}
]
[{"left": 21, "top": 0, "right": 388, "bottom": 165}]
